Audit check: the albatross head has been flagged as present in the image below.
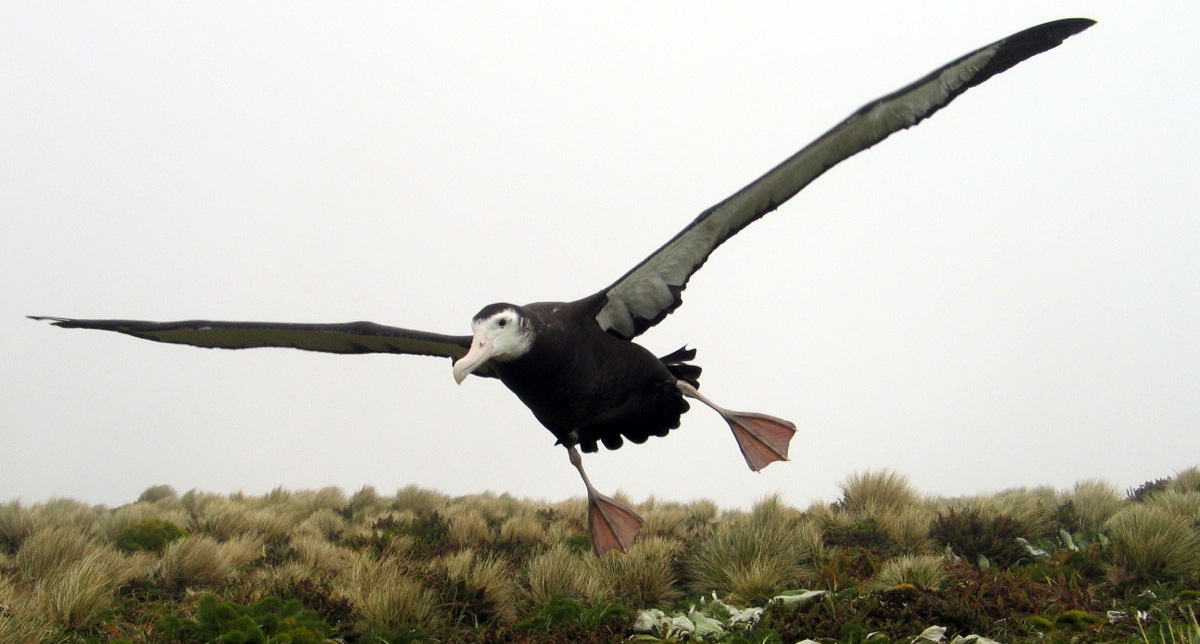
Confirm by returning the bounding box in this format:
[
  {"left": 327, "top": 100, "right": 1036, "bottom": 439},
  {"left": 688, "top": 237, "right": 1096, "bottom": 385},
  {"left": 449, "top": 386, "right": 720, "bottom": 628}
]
[{"left": 452, "top": 304, "right": 533, "bottom": 383}]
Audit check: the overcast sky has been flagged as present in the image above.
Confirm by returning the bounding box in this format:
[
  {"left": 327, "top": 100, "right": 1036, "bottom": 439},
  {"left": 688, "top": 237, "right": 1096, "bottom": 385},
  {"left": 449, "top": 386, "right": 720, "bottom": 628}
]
[{"left": 3, "top": 3, "right": 1197, "bottom": 511}]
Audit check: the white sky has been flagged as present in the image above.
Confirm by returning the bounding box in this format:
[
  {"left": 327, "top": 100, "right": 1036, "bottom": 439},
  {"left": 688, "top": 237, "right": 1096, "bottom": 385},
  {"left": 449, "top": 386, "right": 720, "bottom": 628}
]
[{"left": 3, "top": 3, "right": 1197, "bottom": 510}]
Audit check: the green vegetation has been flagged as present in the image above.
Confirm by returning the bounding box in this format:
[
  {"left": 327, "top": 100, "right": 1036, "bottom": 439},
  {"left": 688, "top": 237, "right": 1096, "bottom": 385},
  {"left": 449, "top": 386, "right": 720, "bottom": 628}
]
[{"left": 0, "top": 470, "right": 1198, "bottom": 643}]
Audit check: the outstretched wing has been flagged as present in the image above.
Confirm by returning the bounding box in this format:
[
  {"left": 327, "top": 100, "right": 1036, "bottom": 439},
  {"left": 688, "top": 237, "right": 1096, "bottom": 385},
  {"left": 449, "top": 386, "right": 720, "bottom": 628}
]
[
  {"left": 29, "top": 316, "right": 496, "bottom": 378},
  {"left": 594, "top": 18, "right": 1095, "bottom": 339}
]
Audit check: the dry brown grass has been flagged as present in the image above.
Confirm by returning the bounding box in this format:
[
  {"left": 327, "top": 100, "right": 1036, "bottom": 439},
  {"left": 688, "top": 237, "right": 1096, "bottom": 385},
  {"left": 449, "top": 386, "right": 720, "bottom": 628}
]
[
  {"left": 0, "top": 572, "right": 54, "bottom": 643},
  {"left": 1169, "top": 466, "right": 1200, "bottom": 494},
  {"left": 14, "top": 527, "right": 96, "bottom": 581},
  {"left": 870, "top": 554, "right": 947, "bottom": 590},
  {"left": 840, "top": 469, "right": 920, "bottom": 516},
  {"left": 498, "top": 512, "right": 548, "bottom": 548},
  {"left": 1106, "top": 504, "right": 1200, "bottom": 585},
  {"left": 1146, "top": 490, "right": 1200, "bottom": 524},
  {"left": 447, "top": 508, "right": 492, "bottom": 547},
  {"left": 157, "top": 534, "right": 262, "bottom": 588},
  {"left": 525, "top": 543, "right": 591, "bottom": 605},
  {"left": 877, "top": 505, "right": 935, "bottom": 554},
  {"left": 433, "top": 548, "right": 523, "bottom": 624},
  {"left": 1069, "top": 478, "right": 1123, "bottom": 530},
  {"left": 0, "top": 501, "right": 38, "bottom": 552},
  {"left": 688, "top": 496, "right": 811, "bottom": 604},
  {"left": 34, "top": 548, "right": 151, "bottom": 630},
  {"left": 596, "top": 536, "right": 683, "bottom": 607},
  {"left": 336, "top": 553, "right": 438, "bottom": 631}
]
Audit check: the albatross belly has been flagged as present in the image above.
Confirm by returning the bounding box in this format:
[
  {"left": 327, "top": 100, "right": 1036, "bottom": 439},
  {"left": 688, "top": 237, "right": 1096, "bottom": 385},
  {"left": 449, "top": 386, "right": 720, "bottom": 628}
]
[{"left": 492, "top": 322, "right": 696, "bottom": 452}]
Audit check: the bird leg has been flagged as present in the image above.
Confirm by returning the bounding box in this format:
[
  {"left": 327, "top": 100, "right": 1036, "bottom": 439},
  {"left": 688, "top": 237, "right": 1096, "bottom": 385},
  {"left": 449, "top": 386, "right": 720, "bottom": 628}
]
[
  {"left": 567, "top": 445, "right": 644, "bottom": 556},
  {"left": 676, "top": 380, "right": 796, "bottom": 472}
]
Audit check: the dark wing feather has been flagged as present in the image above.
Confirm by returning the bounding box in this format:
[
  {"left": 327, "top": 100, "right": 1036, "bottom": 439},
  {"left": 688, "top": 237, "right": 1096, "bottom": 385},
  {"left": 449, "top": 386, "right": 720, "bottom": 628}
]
[
  {"left": 29, "top": 316, "right": 496, "bottom": 378},
  {"left": 594, "top": 18, "right": 1095, "bottom": 339}
]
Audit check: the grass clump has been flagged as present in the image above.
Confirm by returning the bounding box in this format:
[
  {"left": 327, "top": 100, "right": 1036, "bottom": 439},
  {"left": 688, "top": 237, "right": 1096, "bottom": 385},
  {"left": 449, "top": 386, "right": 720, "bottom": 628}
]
[
  {"left": 1105, "top": 504, "right": 1200, "bottom": 586},
  {"left": 1068, "top": 478, "right": 1124, "bottom": 530},
  {"left": 35, "top": 548, "right": 150, "bottom": 630},
  {"left": 870, "top": 554, "right": 948, "bottom": 590},
  {"left": 0, "top": 501, "right": 37, "bottom": 552},
  {"left": 137, "top": 484, "right": 178, "bottom": 504},
  {"left": 335, "top": 554, "right": 438, "bottom": 634},
  {"left": 432, "top": 548, "right": 523, "bottom": 625},
  {"left": 157, "top": 534, "right": 262, "bottom": 588},
  {"left": 596, "top": 536, "right": 683, "bottom": 607},
  {"left": 840, "top": 469, "right": 920, "bottom": 515},
  {"left": 1169, "top": 466, "right": 1200, "bottom": 494},
  {"left": 14, "top": 526, "right": 96, "bottom": 581},
  {"left": 525, "top": 543, "right": 596, "bottom": 605},
  {"left": 688, "top": 496, "right": 810, "bottom": 604}
]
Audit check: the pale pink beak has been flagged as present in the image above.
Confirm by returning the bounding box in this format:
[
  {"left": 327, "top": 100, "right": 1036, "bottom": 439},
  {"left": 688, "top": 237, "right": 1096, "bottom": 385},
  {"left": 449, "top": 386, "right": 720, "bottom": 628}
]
[{"left": 453, "top": 328, "right": 493, "bottom": 384}]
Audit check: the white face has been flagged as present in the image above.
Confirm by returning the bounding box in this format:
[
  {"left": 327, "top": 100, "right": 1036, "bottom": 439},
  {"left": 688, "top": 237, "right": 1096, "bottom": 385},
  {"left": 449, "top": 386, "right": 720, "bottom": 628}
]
[
  {"left": 473, "top": 308, "right": 531, "bottom": 361},
  {"left": 452, "top": 307, "right": 533, "bottom": 383}
]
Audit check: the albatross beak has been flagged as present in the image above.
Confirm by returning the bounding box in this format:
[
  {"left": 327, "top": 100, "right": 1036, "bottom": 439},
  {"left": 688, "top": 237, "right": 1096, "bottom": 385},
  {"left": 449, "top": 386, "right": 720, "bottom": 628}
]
[{"left": 453, "top": 329, "right": 493, "bottom": 384}]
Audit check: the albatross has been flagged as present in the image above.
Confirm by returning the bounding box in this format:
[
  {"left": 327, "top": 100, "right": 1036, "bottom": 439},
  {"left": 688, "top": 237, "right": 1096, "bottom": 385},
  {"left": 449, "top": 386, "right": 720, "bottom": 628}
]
[{"left": 33, "top": 18, "right": 1094, "bottom": 555}]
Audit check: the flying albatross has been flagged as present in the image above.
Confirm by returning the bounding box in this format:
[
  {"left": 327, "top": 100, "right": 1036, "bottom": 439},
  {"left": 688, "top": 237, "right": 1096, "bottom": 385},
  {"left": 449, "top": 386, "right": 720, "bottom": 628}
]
[{"left": 33, "top": 19, "right": 1094, "bottom": 555}]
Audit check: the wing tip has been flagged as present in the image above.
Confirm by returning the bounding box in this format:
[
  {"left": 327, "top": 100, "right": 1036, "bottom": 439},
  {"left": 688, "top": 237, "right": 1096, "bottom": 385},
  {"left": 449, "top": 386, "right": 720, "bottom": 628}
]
[{"left": 29, "top": 315, "right": 72, "bottom": 327}]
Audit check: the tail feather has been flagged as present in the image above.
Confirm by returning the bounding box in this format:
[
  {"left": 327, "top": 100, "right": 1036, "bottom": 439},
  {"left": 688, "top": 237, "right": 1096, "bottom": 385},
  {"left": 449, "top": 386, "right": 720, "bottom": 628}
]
[{"left": 660, "top": 345, "right": 701, "bottom": 387}]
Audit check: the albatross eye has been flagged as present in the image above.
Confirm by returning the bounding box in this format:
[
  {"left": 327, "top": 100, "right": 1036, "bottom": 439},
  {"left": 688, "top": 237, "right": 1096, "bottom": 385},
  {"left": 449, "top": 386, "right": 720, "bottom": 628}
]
[{"left": 498, "top": 318, "right": 507, "bottom": 328}]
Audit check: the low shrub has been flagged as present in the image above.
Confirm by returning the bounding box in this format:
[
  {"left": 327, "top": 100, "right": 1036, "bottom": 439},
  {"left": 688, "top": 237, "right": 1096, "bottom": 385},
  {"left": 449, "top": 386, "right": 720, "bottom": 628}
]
[{"left": 115, "top": 518, "right": 185, "bottom": 553}]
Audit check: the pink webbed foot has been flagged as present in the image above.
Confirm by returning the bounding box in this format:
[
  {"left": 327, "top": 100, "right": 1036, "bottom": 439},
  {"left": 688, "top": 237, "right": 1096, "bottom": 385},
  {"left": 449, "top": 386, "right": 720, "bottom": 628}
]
[
  {"left": 567, "top": 445, "right": 644, "bottom": 555},
  {"left": 722, "top": 410, "right": 797, "bottom": 472},
  {"left": 676, "top": 380, "right": 797, "bottom": 472},
  {"left": 586, "top": 490, "right": 645, "bottom": 556}
]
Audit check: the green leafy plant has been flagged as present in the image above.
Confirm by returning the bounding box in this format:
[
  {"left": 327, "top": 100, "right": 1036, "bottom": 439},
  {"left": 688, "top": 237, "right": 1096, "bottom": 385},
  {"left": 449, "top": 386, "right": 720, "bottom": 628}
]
[{"left": 154, "top": 593, "right": 331, "bottom": 644}]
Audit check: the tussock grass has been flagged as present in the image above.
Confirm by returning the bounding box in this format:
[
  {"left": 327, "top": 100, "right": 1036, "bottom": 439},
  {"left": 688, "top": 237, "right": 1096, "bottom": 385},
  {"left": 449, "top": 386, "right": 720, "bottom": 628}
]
[
  {"left": 447, "top": 509, "right": 492, "bottom": 546},
  {"left": 433, "top": 548, "right": 523, "bottom": 624},
  {"left": 101, "top": 502, "right": 189, "bottom": 544},
  {"left": 347, "top": 485, "right": 382, "bottom": 519},
  {"left": 137, "top": 484, "right": 178, "bottom": 504},
  {"left": 189, "top": 497, "right": 299, "bottom": 543},
  {"left": 1069, "top": 478, "right": 1123, "bottom": 530},
  {"left": 525, "top": 543, "right": 591, "bottom": 605},
  {"left": 840, "top": 469, "right": 920, "bottom": 516},
  {"left": 295, "top": 485, "right": 347, "bottom": 514},
  {"left": 1106, "top": 504, "right": 1200, "bottom": 585},
  {"left": 14, "top": 527, "right": 96, "bottom": 581},
  {"left": 337, "top": 553, "right": 438, "bottom": 631},
  {"left": 596, "top": 536, "right": 683, "bottom": 607},
  {"left": 6, "top": 466, "right": 1200, "bottom": 643},
  {"left": 297, "top": 507, "right": 345, "bottom": 541},
  {"left": 292, "top": 533, "right": 353, "bottom": 574},
  {"left": 394, "top": 484, "right": 449, "bottom": 515},
  {"left": 0, "top": 501, "right": 38, "bottom": 551},
  {"left": 23, "top": 498, "right": 102, "bottom": 540},
  {"left": 641, "top": 503, "right": 691, "bottom": 540},
  {"left": 157, "top": 534, "right": 262, "bottom": 588},
  {"left": 1169, "top": 466, "right": 1200, "bottom": 494},
  {"left": 871, "top": 554, "right": 947, "bottom": 590},
  {"left": 944, "top": 486, "right": 1058, "bottom": 539},
  {"left": 35, "top": 548, "right": 151, "bottom": 630},
  {"left": 877, "top": 505, "right": 935, "bottom": 554},
  {"left": 498, "top": 512, "right": 548, "bottom": 549},
  {"left": 0, "top": 573, "right": 54, "bottom": 643},
  {"left": 688, "top": 496, "right": 811, "bottom": 604},
  {"left": 1146, "top": 490, "right": 1200, "bottom": 524}
]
